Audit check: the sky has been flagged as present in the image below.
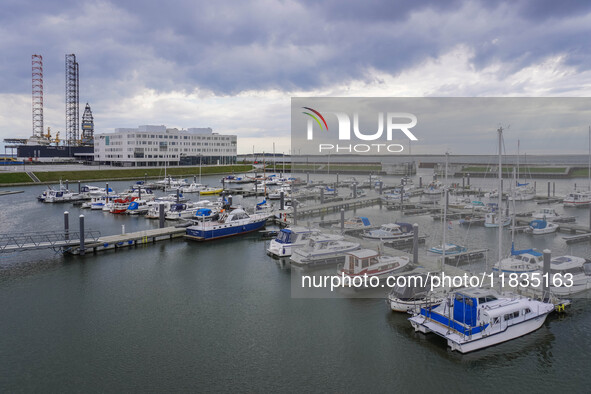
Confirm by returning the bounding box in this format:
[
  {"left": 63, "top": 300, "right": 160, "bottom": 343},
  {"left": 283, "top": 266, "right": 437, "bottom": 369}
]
[{"left": 1, "top": 0, "right": 591, "bottom": 155}]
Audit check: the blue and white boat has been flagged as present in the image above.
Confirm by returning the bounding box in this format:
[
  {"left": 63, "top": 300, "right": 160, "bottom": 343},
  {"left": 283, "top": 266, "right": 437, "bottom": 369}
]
[
  {"left": 428, "top": 243, "right": 467, "bottom": 255},
  {"left": 409, "top": 288, "right": 555, "bottom": 353},
  {"left": 185, "top": 209, "right": 268, "bottom": 241},
  {"left": 528, "top": 219, "right": 559, "bottom": 235},
  {"left": 266, "top": 227, "right": 319, "bottom": 257},
  {"left": 492, "top": 245, "right": 543, "bottom": 273}
]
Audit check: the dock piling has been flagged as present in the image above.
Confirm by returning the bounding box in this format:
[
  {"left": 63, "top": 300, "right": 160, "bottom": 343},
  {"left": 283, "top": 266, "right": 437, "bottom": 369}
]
[
  {"left": 306, "top": 172, "right": 309, "bottom": 184},
  {"left": 379, "top": 181, "right": 383, "bottom": 195},
  {"left": 106, "top": 183, "right": 109, "bottom": 199},
  {"left": 320, "top": 187, "right": 325, "bottom": 204},
  {"left": 159, "top": 204, "right": 165, "bottom": 228},
  {"left": 293, "top": 200, "right": 298, "bottom": 225},
  {"left": 79, "top": 215, "right": 85, "bottom": 256},
  {"left": 64, "top": 211, "right": 69, "bottom": 240},
  {"left": 352, "top": 183, "right": 357, "bottom": 200},
  {"left": 280, "top": 191, "right": 285, "bottom": 210},
  {"left": 542, "top": 249, "right": 551, "bottom": 301},
  {"left": 336, "top": 173, "right": 339, "bottom": 187},
  {"left": 78, "top": 181, "right": 80, "bottom": 194},
  {"left": 548, "top": 181, "right": 550, "bottom": 198},
  {"left": 122, "top": 225, "right": 125, "bottom": 235},
  {"left": 176, "top": 189, "right": 180, "bottom": 203},
  {"left": 66, "top": 180, "right": 69, "bottom": 190},
  {"left": 413, "top": 223, "right": 419, "bottom": 265},
  {"left": 340, "top": 209, "right": 345, "bottom": 233},
  {"left": 419, "top": 176, "right": 422, "bottom": 188},
  {"left": 467, "top": 173, "right": 470, "bottom": 186}
]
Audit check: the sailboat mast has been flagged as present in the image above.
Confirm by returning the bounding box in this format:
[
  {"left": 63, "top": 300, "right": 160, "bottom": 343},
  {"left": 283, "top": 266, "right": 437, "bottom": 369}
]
[
  {"left": 517, "top": 139, "right": 520, "bottom": 185},
  {"left": 498, "top": 127, "right": 503, "bottom": 285},
  {"left": 442, "top": 188, "right": 447, "bottom": 273},
  {"left": 588, "top": 126, "right": 590, "bottom": 191}
]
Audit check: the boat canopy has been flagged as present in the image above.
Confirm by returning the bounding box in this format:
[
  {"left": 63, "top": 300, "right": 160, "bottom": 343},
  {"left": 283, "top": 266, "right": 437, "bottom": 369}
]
[
  {"left": 360, "top": 217, "right": 370, "bottom": 226},
  {"left": 396, "top": 222, "right": 413, "bottom": 233},
  {"left": 529, "top": 219, "right": 547, "bottom": 229},
  {"left": 195, "top": 208, "right": 212, "bottom": 217},
  {"left": 510, "top": 244, "right": 542, "bottom": 257}
]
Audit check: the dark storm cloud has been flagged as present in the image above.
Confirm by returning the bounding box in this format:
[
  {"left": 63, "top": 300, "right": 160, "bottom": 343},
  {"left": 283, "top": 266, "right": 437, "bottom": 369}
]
[{"left": 1, "top": 0, "right": 591, "bottom": 98}]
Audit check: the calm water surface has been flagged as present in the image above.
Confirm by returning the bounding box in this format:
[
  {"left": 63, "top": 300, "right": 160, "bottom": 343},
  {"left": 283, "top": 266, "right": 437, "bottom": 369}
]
[{"left": 1, "top": 173, "right": 590, "bottom": 392}]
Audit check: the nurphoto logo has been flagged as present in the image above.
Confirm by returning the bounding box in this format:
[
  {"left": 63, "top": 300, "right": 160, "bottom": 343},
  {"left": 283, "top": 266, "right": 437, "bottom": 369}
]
[{"left": 302, "top": 106, "right": 418, "bottom": 153}]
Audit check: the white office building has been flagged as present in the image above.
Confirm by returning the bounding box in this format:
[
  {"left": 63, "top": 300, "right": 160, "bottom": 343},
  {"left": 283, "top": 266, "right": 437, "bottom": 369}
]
[{"left": 94, "top": 125, "right": 237, "bottom": 166}]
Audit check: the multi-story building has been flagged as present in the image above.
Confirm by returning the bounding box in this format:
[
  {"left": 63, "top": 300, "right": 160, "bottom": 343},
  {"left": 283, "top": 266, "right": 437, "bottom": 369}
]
[{"left": 94, "top": 125, "right": 237, "bottom": 166}]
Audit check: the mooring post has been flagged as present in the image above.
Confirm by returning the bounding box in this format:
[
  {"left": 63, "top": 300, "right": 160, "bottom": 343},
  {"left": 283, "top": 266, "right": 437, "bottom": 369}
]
[
  {"left": 413, "top": 223, "right": 419, "bottom": 265},
  {"left": 144, "top": 173, "right": 147, "bottom": 184},
  {"left": 78, "top": 181, "right": 81, "bottom": 194},
  {"left": 159, "top": 203, "right": 165, "bottom": 228},
  {"left": 467, "top": 173, "right": 470, "bottom": 186},
  {"left": 542, "top": 249, "right": 551, "bottom": 301},
  {"left": 320, "top": 187, "right": 325, "bottom": 204},
  {"left": 176, "top": 188, "right": 180, "bottom": 203},
  {"left": 79, "top": 214, "right": 85, "bottom": 256},
  {"left": 379, "top": 181, "right": 383, "bottom": 195},
  {"left": 462, "top": 176, "right": 465, "bottom": 189},
  {"left": 280, "top": 191, "right": 285, "bottom": 210},
  {"left": 419, "top": 176, "right": 422, "bottom": 188},
  {"left": 306, "top": 172, "right": 309, "bottom": 184},
  {"left": 138, "top": 186, "right": 141, "bottom": 200},
  {"left": 228, "top": 195, "right": 233, "bottom": 207},
  {"left": 336, "top": 173, "right": 339, "bottom": 187},
  {"left": 106, "top": 183, "right": 109, "bottom": 199},
  {"left": 340, "top": 208, "right": 345, "bottom": 233},
  {"left": 194, "top": 175, "right": 197, "bottom": 183},
  {"left": 547, "top": 181, "right": 550, "bottom": 198},
  {"left": 64, "top": 211, "right": 69, "bottom": 241},
  {"left": 122, "top": 225, "right": 125, "bottom": 235},
  {"left": 553, "top": 182, "right": 555, "bottom": 197},
  {"left": 293, "top": 200, "right": 298, "bottom": 225},
  {"left": 65, "top": 180, "right": 69, "bottom": 191},
  {"left": 352, "top": 183, "right": 357, "bottom": 200}
]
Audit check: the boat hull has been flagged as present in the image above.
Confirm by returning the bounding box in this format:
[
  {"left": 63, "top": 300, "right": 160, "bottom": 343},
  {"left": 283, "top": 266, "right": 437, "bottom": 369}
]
[{"left": 185, "top": 219, "right": 266, "bottom": 241}]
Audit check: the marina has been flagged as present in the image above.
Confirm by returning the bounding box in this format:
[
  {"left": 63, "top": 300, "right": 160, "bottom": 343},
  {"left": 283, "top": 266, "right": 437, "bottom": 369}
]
[{"left": 3, "top": 159, "right": 591, "bottom": 391}]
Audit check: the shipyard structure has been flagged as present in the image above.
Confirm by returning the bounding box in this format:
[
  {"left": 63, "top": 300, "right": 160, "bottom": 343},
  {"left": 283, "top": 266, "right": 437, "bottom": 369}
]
[
  {"left": 94, "top": 125, "right": 237, "bottom": 167},
  {"left": 3, "top": 54, "right": 94, "bottom": 162}
]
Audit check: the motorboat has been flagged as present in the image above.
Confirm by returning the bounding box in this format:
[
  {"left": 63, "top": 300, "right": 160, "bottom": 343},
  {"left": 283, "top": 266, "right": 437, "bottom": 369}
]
[
  {"left": 332, "top": 216, "right": 371, "bottom": 230},
  {"left": 266, "top": 227, "right": 319, "bottom": 257},
  {"left": 492, "top": 246, "right": 543, "bottom": 273},
  {"left": 484, "top": 212, "right": 511, "bottom": 228},
  {"left": 43, "top": 189, "right": 81, "bottom": 203},
  {"left": 126, "top": 199, "right": 152, "bottom": 215},
  {"left": 180, "top": 183, "right": 206, "bottom": 193},
  {"left": 268, "top": 187, "right": 291, "bottom": 200},
  {"left": 563, "top": 190, "right": 591, "bottom": 207},
  {"left": 194, "top": 207, "right": 219, "bottom": 221},
  {"left": 145, "top": 201, "right": 173, "bottom": 219},
  {"left": 110, "top": 197, "right": 138, "bottom": 214},
  {"left": 362, "top": 223, "right": 414, "bottom": 241},
  {"left": 200, "top": 187, "right": 223, "bottom": 195},
  {"left": 350, "top": 189, "right": 367, "bottom": 198},
  {"left": 381, "top": 191, "right": 409, "bottom": 202},
  {"left": 290, "top": 234, "right": 360, "bottom": 268},
  {"left": 387, "top": 273, "right": 447, "bottom": 313},
  {"left": 166, "top": 202, "right": 215, "bottom": 220},
  {"left": 532, "top": 208, "right": 560, "bottom": 220},
  {"left": 530, "top": 255, "right": 591, "bottom": 295},
  {"left": 427, "top": 243, "right": 467, "bottom": 255},
  {"left": 317, "top": 186, "right": 336, "bottom": 197},
  {"left": 185, "top": 208, "right": 268, "bottom": 241},
  {"left": 409, "top": 288, "right": 555, "bottom": 353},
  {"left": 337, "top": 249, "right": 410, "bottom": 281},
  {"left": 528, "top": 219, "right": 559, "bottom": 235}
]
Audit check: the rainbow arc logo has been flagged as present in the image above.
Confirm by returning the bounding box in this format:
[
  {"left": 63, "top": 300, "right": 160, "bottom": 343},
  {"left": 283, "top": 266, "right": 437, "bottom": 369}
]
[{"left": 302, "top": 107, "right": 328, "bottom": 131}]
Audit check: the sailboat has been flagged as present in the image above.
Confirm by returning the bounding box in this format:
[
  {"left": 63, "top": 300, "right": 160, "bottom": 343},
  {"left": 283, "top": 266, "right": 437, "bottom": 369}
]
[
  {"left": 409, "top": 127, "right": 555, "bottom": 353},
  {"left": 508, "top": 141, "right": 536, "bottom": 201}
]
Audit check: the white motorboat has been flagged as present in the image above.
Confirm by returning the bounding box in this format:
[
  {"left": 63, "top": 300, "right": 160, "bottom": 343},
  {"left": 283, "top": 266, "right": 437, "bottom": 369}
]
[
  {"left": 89, "top": 195, "right": 119, "bottom": 210},
  {"left": 563, "top": 190, "right": 591, "bottom": 207},
  {"left": 125, "top": 199, "right": 153, "bottom": 215},
  {"left": 180, "top": 183, "right": 206, "bottom": 193},
  {"left": 532, "top": 208, "right": 560, "bottom": 220},
  {"left": 268, "top": 187, "right": 291, "bottom": 200},
  {"left": 409, "top": 288, "right": 555, "bottom": 353},
  {"left": 529, "top": 255, "right": 591, "bottom": 295},
  {"left": 528, "top": 219, "right": 559, "bottom": 235},
  {"left": 267, "top": 227, "right": 319, "bottom": 257},
  {"left": 290, "top": 234, "right": 360, "bottom": 268},
  {"left": 362, "top": 223, "right": 414, "bottom": 241},
  {"left": 492, "top": 246, "right": 543, "bottom": 273},
  {"left": 381, "top": 191, "right": 409, "bottom": 202},
  {"left": 337, "top": 249, "right": 410, "bottom": 282},
  {"left": 165, "top": 202, "right": 204, "bottom": 220},
  {"left": 43, "top": 189, "right": 81, "bottom": 203},
  {"left": 145, "top": 201, "right": 173, "bottom": 219}
]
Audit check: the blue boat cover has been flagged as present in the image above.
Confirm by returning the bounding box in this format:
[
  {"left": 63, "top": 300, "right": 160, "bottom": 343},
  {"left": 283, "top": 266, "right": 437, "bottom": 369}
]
[
  {"left": 510, "top": 243, "right": 542, "bottom": 256},
  {"left": 360, "top": 217, "right": 370, "bottom": 226},
  {"left": 529, "top": 219, "right": 547, "bottom": 229}
]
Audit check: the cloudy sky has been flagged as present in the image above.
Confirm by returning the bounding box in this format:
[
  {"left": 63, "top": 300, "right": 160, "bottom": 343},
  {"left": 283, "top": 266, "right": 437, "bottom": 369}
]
[{"left": 1, "top": 0, "right": 591, "bottom": 155}]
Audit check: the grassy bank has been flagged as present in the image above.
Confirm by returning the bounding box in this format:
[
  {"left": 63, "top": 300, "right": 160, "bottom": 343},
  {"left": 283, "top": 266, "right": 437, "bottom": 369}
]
[
  {"left": 461, "top": 166, "right": 567, "bottom": 174},
  {"left": 0, "top": 165, "right": 253, "bottom": 185},
  {"left": 281, "top": 164, "right": 382, "bottom": 172}
]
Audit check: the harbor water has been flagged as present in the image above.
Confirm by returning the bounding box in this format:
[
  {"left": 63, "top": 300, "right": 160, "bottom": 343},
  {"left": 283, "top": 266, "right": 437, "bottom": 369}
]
[{"left": 1, "top": 171, "right": 591, "bottom": 391}]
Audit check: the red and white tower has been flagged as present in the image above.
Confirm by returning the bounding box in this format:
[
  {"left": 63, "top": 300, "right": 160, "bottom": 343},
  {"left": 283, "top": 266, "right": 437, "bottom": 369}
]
[{"left": 32, "top": 54, "right": 43, "bottom": 138}]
